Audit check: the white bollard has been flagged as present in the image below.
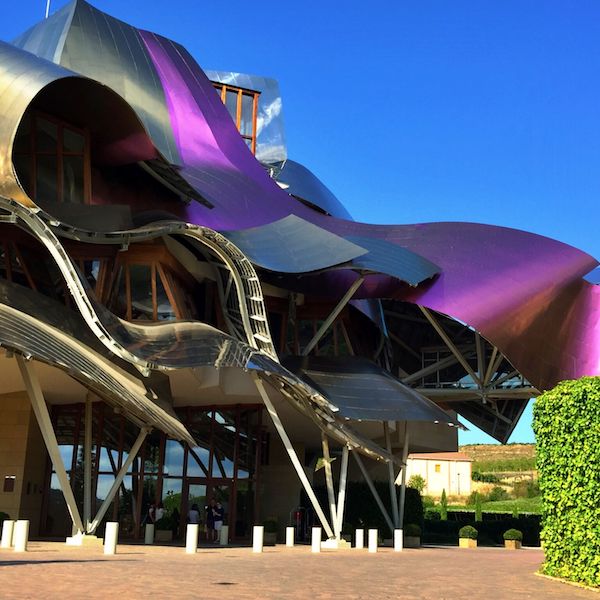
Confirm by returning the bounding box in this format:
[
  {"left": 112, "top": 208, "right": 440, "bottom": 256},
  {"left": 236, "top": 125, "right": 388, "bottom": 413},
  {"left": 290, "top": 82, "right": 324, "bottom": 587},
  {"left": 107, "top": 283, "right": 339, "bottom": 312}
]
[
  {"left": 368, "top": 529, "right": 378, "bottom": 553},
  {"left": 144, "top": 523, "right": 154, "bottom": 545},
  {"left": 252, "top": 525, "right": 264, "bottom": 553},
  {"left": 104, "top": 522, "right": 119, "bottom": 555},
  {"left": 186, "top": 524, "right": 199, "bottom": 554},
  {"left": 311, "top": 527, "right": 321, "bottom": 553},
  {"left": 13, "top": 520, "right": 29, "bottom": 552},
  {"left": 355, "top": 528, "right": 364, "bottom": 549},
  {"left": 285, "top": 526, "right": 294, "bottom": 547},
  {"left": 219, "top": 525, "right": 229, "bottom": 545},
  {"left": 1, "top": 520, "right": 15, "bottom": 548},
  {"left": 394, "top": 529, "right": 403, "bottom": 552}
]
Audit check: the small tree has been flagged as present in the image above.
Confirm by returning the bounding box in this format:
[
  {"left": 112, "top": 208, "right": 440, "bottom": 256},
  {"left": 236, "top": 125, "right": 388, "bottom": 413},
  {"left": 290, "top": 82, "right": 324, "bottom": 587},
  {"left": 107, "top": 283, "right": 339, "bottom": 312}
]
[
  {"left": 475, "top": 492, "right": 483, "bottom": 522},
  {"left": 440, "top": 489, "right": 448, "bottom": 521},
  {"left": 407, "top": 474, "right": 426, "bottom": 494}
]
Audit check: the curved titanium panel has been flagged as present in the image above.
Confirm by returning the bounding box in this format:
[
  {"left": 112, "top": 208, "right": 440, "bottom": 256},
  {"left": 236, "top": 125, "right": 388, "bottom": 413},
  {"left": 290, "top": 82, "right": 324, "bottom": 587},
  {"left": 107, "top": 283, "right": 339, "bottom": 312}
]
[
  {"left": 275, "top": 159, "right": 353, "bottom": 220},
  {"left": 12, "top": 0, "right": 180, "bottom": 165},
  {"left": 223, "top": 215, "right": 367, "bottom": 273},
  {"left": 0, "top": 280, "right": 193, "bottom": 443},
  {"left": 284, "top": 356, "right": 460, "bottom": 425}
]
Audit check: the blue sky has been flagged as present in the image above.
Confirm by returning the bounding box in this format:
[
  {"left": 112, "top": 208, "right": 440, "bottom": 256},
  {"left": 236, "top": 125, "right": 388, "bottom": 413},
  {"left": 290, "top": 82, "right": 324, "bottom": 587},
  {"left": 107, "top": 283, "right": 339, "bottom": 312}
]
[{"left": 3, "top": 1, "right": 598, "bottom": 445}]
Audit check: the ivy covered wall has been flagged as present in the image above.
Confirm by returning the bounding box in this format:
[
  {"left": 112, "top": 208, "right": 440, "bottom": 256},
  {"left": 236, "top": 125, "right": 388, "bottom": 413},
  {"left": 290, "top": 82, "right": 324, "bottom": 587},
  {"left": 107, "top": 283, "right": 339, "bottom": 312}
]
[{"left": 533, "top": 377, "right": 600, "bottom": 587}]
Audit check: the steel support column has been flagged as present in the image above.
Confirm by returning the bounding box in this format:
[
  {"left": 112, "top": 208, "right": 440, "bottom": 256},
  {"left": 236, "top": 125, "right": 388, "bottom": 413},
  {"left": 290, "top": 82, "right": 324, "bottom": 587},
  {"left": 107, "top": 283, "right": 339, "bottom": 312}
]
[
  {"left": 88, "top": 427, "right": 149, "bottom": 534},
  {"left": 321, "top": 433, "right": 337, "bottom": 529},
  {"left": 83, "top": 396, "right": 93, "bottom": 530},
  {"left": 334, "top": 445, "right": 349, "bottom": 539},
  {"left": 353, "top": 451, "right": 394, "bottom": 534},
  {"left": 16, "top": 356, "right": 85, "bottom": 534},
  {"left": 252, "top": 374, "right": 335, "bottom": 539},
  {"left": 398, "top": 423, "right": 410, "bottom": 527},
  {"left": 384, "top": 421, "right": 400, "bottom": 528}
]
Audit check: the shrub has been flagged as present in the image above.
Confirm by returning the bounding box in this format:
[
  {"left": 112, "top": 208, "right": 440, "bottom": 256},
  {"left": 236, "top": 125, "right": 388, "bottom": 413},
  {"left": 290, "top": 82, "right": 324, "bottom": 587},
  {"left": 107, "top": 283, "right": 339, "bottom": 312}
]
[
  {"left": 474, "top": 492, "right": 483, "bottom": 522},
  {"left": 488, "top": 486, "right": 509, "bottom": 502},
  {"left": 513, "top": 479, "right": 540, "bottom": 499},
  {"left": 407, "top": 475, "right": 426, "bottom": 493},
  {"left": 424, "top": 508, "right": 441, "bottom": 521},
  {"left": 503, "top": 528, "right": 523, "bottom": 541},
  {"left": 263, "top": 519, "right": 278, "bottom": 534},
  {"left": 440, "top": 489, "right": 448, "bottom": 521},
  {"left": 467, "top": 490, "right": 488, "bottom": 505},
  {"left": 534, "top": 377, "right": 600, "bottom": 587},
  {"left": 404, "top": 523, "right": 421, "bottom": 537},
  {"left": 459, "top": 525, "right": 478, "bottom": 539},
  {"left": 472, "top": 471, "right": 500, "bottom": 483}
]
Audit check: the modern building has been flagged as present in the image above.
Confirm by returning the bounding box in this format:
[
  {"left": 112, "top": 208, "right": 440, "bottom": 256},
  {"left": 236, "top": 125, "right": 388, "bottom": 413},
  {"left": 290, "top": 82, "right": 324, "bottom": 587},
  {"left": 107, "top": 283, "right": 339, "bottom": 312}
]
[
  {"left": 405, "top": 453, "right": 472, "bottom": 497},
  {"left": 0, "top": 1, "right": 598, "bottom": 544}
]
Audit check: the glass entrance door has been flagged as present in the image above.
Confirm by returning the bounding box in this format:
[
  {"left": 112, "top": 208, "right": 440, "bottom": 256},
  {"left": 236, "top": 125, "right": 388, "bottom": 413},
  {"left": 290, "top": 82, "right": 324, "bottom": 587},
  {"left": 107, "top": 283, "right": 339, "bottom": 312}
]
[{"left": 182, "top": 479, "right": 232, "bottom": 542}]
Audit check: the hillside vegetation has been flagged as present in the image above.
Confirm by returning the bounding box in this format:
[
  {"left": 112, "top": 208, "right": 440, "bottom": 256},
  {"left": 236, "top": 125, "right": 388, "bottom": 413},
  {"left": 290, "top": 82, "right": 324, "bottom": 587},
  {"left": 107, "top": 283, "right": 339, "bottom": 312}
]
[{"left": 460, "top": 443, "right": 536, "bottom": 472}]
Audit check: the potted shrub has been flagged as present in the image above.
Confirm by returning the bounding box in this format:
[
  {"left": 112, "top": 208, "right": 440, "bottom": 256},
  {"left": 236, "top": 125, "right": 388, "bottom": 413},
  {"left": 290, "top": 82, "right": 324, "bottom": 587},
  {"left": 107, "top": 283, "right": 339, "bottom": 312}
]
[
  {"left": 263, "top": 519, "right": 278, "bottom": 546},
  {"left": 154, "top": 515, "right": 174, "bottom": 542},
  {"left": 458, "top": 525, "right": 478, "bottom": 548},
  {"left": 404, "top": 523, "right": 421, "bottom": 548},
  {"left": 503, "top": 528, "right": 522, "bottom": 550}
]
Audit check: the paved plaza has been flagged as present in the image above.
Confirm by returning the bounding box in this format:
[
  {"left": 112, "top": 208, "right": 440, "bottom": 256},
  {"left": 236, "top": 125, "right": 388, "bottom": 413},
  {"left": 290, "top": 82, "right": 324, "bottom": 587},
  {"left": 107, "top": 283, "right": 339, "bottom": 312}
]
[{"left": 0, "top": 542, "right": 594, "bottom": 599}]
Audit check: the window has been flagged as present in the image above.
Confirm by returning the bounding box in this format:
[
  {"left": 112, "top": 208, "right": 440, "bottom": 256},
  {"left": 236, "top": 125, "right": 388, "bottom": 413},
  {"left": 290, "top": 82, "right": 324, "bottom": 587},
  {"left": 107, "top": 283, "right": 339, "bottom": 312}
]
[
  {"left": 12, "top": 111, "right": 90, "bottom": 204},
  {"left": 435, "top": 464, "right": 441, "bottom": 473},
  {"left": 212, "top": 83, "right": 260, "bottom": 154}
]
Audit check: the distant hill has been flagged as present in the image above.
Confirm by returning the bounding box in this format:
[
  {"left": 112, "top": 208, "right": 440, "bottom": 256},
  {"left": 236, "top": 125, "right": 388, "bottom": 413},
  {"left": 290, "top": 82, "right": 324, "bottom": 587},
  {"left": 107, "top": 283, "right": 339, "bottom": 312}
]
[{"left": 459, "top": 443, "right": 536, "bottom": 472}]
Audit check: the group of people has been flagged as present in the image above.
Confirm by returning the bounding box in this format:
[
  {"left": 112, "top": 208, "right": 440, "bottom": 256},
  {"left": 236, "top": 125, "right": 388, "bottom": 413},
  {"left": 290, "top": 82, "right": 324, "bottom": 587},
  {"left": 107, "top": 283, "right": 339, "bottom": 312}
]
[{"left": 188, "top": 498, "right": 225, "bottom": 542}]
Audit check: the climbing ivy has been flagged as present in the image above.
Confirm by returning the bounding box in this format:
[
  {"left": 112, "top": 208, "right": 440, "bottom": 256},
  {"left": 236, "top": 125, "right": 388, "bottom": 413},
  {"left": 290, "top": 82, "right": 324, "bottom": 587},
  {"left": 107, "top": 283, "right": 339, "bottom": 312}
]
[{"left": 533, "top": 377, "right": 600, "bottom": 587}]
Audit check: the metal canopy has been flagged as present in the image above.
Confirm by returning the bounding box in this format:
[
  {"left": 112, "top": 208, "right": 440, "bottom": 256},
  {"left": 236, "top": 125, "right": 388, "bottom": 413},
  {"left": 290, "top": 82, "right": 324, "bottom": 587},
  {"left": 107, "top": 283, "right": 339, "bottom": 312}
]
[
  {"left": 344, "top": 235, "right": 440, "bottom": 287},
  {"left": 223, "top": 214, "right": 367, "bottom": 273},
  {"left": 283, "top": 355, "right": 461, "bottom": 426}
]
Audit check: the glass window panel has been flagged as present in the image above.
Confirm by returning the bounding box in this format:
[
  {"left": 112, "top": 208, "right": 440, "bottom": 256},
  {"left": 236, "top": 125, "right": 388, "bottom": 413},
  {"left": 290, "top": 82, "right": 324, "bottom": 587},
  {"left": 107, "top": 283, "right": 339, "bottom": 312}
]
[
  {"left": 141, "top": 476, "right": 158, "bottom": 524},
  {"left": 244, "top": 138, "right": 252, "bottom": 150},
  {"left": 129, "top": 264, "right": 153, "bottom": 320},
  {"left": 108, "top": 266, "right": 127, "bottom": 318},
  {"left": 234, "top": 480, "right": 254, "bottom": 538},
  {"left": 46, "top": 473, "right": 72, "bottom": 536},
  {"left": 162, "top": 478, "right": 182, "bottom": 537},
  {"left": 36, "top": 117, "right": 58, "bottom": 153},
  {"left": 14, "top": 114, "right": 31, "bottom": 154},
  {"left": 117, "top": 475, "right": 135, "bottom": 537},
  {"left": 240, "top": 94, "right": 254, "bottom": 136},
  {"left": 62, "top": 155, "right": 84, "bottom": 203},
  {"left": 95, "top": 474, "right": 115, "bottom": 505},
  {"left": 211, "top": 410, "right": 235, "bottom": 478},
  {"left": 98, "top": 446, "right": 119, "bottom": 473},
  {"left": 156, "top": 270, "right": 177, "bottom": 321},
  {"left": 35, "top": 154, "right": 58, "bottom": 202},
  {"left": 143, "top": 435, "right": 161, "bottom": 475},
  {"left": 63, "top": 127, "right": 85, "bottom": 153},
  {"left": 186, "top": 446, "right": 210, "bottom": 477},
  {"left": 225, "top": 90, "right": 238, "bottom": 125},
  {"left": 163, "top": 440, "right": 184, "bottom": 476}
]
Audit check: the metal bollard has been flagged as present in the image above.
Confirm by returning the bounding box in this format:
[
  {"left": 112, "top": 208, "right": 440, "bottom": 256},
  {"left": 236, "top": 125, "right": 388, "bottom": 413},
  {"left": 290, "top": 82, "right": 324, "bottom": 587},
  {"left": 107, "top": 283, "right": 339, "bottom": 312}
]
[
  {"left": 368, "top": 529, "right": 378, "bottom": 553},
  {"left": 104, "top": 522, "right": 119, "bottom": 555},
  {"left": 285, "top": 526, "right": 294, "bottom": 547},
  {"left": 219, "top": 525, "right": 229, "bottom": 545},
  {"left": 355, "top": 528, "right": 364, "bottom": 549},
  {"left": 1, "top": 520, "right": 15, "bottom": 548},
  {"left": 311, "top": 527, "right": 321, "bottom": 553},
  {"left": 144, "top": 523, "right": 154, "bottom": 545},
  {"left": 252, "top": 525, "right": 264, "bottom": 553},
  {"left": 394, "top": 529, "right": 403, "bottom": 552},
  {"left": 13, "top": 520, "right": 29, "bottom": 552},
  {"left": 186, "top": 524, "right": 199, "bottom": 554}
]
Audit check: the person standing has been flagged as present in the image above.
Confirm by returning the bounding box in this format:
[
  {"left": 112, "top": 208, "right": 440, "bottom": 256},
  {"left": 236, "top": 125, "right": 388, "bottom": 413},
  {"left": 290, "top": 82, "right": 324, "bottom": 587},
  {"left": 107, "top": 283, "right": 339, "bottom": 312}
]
[
  {"left": 188, "top": 503, "right": 200, "bottom": 524},
  {"left": 205, "top": 498, "right": 216, "bottom": 542},
  {"left": 213, "top": 501, "right": 225, "bottom": 543}
]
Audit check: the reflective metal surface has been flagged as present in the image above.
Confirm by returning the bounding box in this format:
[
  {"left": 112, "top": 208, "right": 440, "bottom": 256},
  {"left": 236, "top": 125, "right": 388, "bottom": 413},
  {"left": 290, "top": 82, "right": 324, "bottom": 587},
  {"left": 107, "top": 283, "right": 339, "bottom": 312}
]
[
  {"left": 13, "top": 0, "right": 180, "bottom": 165},
  {"left": 284, "top": 356, "right": 460, "bottom": 425},
  {"left": 224, "top": 215, "right": 367, "bottom": 273},
  {"left": 274, "top": 159, "right": 353, "bottom": 220}
]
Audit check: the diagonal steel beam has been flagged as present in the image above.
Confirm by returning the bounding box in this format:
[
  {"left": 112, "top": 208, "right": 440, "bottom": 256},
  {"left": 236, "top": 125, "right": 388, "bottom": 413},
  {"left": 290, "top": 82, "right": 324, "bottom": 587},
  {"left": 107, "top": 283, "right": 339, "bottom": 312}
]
[
  {"left": 419, "top": 306, "right": 482, "bottom": 386},
  {"left": 302, "top": 276, "right": 364, "bottom": 357},
  {"left": 17, "top": 356, "right": 85, "bottom": 534},
  {"left": 252, "top": 374, "right": 335, "bottom": 539},
  {"left": 384, "top": 422, "right": 400, "bottom": 528},
  {"left": 321, "top": 434, "right": 337, "bottom": 529}
]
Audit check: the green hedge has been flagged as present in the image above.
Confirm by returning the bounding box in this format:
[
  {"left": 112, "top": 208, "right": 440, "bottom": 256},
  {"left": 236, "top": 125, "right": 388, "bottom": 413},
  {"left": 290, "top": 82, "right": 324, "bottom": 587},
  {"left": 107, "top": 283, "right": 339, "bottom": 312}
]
[
  {"left": 312, "top": 482, "right": 423, "bottom": 533},
  {"left": 533, "top": 377, "right": 600, "bottom": 587}
]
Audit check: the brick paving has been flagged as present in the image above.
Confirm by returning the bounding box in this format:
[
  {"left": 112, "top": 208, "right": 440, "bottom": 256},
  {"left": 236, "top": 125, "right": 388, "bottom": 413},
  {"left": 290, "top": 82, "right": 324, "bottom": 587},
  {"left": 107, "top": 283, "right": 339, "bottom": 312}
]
[{"left": 0, "top": 542, "right": 594, "bottom": 599}]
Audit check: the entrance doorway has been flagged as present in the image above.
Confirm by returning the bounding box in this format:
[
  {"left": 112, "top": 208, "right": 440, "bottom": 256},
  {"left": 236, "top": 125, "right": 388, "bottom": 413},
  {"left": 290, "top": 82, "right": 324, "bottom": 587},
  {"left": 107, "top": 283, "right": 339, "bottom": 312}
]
[{"left": 182, "top": 478, "right": 232, "bottom": 542}]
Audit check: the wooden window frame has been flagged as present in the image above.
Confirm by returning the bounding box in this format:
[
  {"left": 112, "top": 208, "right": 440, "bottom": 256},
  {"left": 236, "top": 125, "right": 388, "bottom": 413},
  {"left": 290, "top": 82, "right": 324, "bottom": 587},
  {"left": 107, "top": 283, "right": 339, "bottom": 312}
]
[
  {"left": 12, "top": 109, "right": 91, "bottom": 204},
  {"left": 213, "top": 83, "right": 260, "bottom": 155}
]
